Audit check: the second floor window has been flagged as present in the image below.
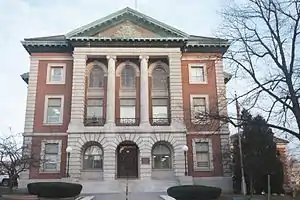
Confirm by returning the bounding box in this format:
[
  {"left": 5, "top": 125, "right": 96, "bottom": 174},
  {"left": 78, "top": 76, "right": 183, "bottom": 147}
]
[
  {"left": 152, "top": 98, "right": 168, "bottom": 122},
  {"left": 86, "top": 99, "right": 103, "bottom": 119},
  {"left": 45, "top": 97, "right": 63, "bottom": 124},
  {"left": 192, "top": 97, "right": 207, "bottom": 115},
  {"left": 120, "top": 99, "right": 136, "bottom": 122},
  {"left": 89, "top": 66, "right": 104, "bottom": 88},
  {"left": 121, "top": 65, "right": 136, "bottom": 89}
]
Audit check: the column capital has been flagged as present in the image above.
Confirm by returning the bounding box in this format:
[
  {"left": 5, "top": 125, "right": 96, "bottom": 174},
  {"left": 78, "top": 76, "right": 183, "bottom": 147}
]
[
  {"left": 106, "top": 55, "right": 117, "bottom": 60},
  {"left": 139, "top": 55, "right": 149, "bottom": 61}
]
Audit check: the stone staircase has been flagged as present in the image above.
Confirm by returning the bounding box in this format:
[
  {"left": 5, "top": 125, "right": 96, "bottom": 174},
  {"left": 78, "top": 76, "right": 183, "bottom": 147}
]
[{"left": 80, "top": 179, "right": 180, "bottom": 194}]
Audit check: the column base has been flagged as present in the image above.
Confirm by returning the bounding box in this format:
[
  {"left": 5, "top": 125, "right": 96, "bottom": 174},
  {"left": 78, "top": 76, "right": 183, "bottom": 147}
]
[{"left": 104, "top": 122, "right": 116, "bottom": 129}]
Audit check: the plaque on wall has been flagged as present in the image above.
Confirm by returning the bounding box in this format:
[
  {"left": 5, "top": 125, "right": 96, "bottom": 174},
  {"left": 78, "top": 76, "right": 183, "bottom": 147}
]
[{"left": 141, "top": 157, "right": 150, "bottom": 165}]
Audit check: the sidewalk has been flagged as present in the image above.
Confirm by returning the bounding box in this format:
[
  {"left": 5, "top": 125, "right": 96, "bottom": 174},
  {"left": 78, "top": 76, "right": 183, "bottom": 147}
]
[{"left": 84, "top": 192, "right": 166, "bottom": 200}]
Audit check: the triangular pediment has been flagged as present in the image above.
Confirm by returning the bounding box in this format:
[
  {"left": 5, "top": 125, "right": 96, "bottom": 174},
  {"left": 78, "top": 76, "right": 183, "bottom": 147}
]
[
  {"left": 66, "top": 7, "right": 188, "bottom": 39},
  {"left": 94, "top": 20, "right": 159, "bottom": 38}
]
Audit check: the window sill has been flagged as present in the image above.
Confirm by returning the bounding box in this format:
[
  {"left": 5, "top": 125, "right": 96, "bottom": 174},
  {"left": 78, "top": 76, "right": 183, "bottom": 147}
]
[
  {"left": 189, "top": 81, "right": 208, "bottom": 85},
  {"left": 194, "top": 167, "right": 213, "bottom": 172},
  {"left": 46, "top": 82, "right": 65, "bottom": 85},
  {"left": 43, "top": 123, "right": 63, "bottom": 126},
  {"left": 39, "top": 171, "right": 60, "bottom": 174},
  {"left": 81, "top": 169, "right": 103, "bottom": 172},
  {"left": 152, "top": 168, "right": 173, "bottom": 171}
]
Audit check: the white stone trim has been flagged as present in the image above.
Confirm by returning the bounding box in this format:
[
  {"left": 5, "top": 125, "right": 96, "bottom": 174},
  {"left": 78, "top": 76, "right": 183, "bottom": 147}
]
[
  {"left": 148, "top": 61, "right": 169, "bottom": 77},
  {"left": 74, "top": 47, "right": 181, "bottom": 55},
  {"left": 30, "top": 56, "right": 73, "bottom": 61},
  {"left": 43, "top": 95, "right": 64, "bottom": 125},
  {"left": 86, "top": 61, "right": 108, "bottom": 77},
  {"left": 190, "top": 94, "right": 209, "bottom": 124},
  {"left": 46, "top": 63, "right": 67, "bottom": 85},
  {"left": 181, "top": 55, "right": 218, "bottom": 61},
  {"left": 68, "top": 54, "right": 87, "bottom": 132},
  {"left": 188, "top": 131, "right": 218, "bottom": 135},
  {"left": 168, "top": 53, "right": 185, "bottom": 129},
  {"left": 39, "top": 139, "right": 62, "bottom": 173},
  {"left": 24, "top": 57, "right": 39, "bottom": 134},
  {"left": 116, "top": 61, "right": 140, "bottom": 77},
  {"left": 188, "top": 63, "right": 208, "bottom": 84},
  {"left": 23, "top": 132, "right": 67, "bottom": 136},
  {"left": 19, "top": 136, "right": 32, "bottom": 180},
  {"left": 192, "top": 138, "right": 214, "bottom": 171},
  {"left": 220, "top": 135, "right": 231, "bottom": 176}
]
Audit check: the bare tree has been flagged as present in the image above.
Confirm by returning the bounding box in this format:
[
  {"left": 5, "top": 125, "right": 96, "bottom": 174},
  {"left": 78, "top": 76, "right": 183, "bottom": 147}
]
[
  {"left": 0, "top": 133, "right": 41, "bottom": 192},
  {"left": 217, "top": 0, "right": 300, "bottom": 139}
]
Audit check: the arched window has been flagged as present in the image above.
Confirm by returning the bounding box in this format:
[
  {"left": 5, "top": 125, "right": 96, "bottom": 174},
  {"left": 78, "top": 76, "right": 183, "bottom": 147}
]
[
  {"left": 152, "top": 143, "right": 171, "bottom": 169},
  {"left": 121, "top": 65, "right": 136, "bottom": 88},
  {"left": 152, "top": 67, "right": 168, "bottom": 90},
  {"left": 89, "top": 66, "right": 104, "bottom": 88},
  {"left": 83, "top": 145, "right": 103, "bottom": 170}
]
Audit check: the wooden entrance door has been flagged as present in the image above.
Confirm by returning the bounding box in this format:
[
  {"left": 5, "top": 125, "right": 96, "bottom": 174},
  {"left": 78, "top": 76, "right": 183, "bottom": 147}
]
[{"left": 117, "top": 143, "right": 138, "bottom": 179}]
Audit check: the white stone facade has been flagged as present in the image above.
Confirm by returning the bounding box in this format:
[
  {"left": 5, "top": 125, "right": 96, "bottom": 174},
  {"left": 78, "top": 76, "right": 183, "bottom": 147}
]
[{"left": 66, "top": 47, "right": 187, "bottom": 181}]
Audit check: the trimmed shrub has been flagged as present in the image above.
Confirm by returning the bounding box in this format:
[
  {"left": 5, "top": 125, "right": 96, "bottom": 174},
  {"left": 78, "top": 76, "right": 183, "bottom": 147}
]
[
  {"left": 167, "top": 185, "right": 222, "bottom": 200},
  {"left": 27, "top": 182, "right": 82, "bottom": 198}
]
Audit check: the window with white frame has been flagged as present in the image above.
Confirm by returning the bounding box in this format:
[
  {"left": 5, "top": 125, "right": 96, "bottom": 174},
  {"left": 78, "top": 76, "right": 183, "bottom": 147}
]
[
  {"left": 152, "top": 143, "right": 172, "bottom": 169},
  {"left": 120, "top": 99, "right": 136, "bottom": 122},
  {"left": 121, "top": 65, "right": 136, "bottom": 88},
  {"left": 189, "top": 65, "right": 206, "bottom": 84},
  {"left": 47, "top": 64, "right": 65, "bottom": 84},
  {"left": 195, "top": 142, "right": 210, "bottom": 168},
  {"left": 43, "top": 143, "right": 59, "bottom": 172},
  {"left": 152, "top": 67, "right": 168, "bottom": 90},
  {"left": 83, "top": 145, "right": 103, "bottom": 170},
  {"left": 89, "top": 66, "right": 104, "bottom": 88},
  {"left": 44, "top": 97, "right": 63, "bottom": 124},
  {"left": 192, "top": 96, "right": 207, "bottom": 119},
  {"left": 86, "top": 98, "right": 103, "bottom": 119},
  {"left": 152, "top": 98, "right": 169, "bottom": 123}
]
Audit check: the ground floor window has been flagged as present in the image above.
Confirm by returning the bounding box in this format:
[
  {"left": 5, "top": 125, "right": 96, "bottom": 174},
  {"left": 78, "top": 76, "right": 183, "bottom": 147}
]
[
  {"left": 83, "top": 145, "right": 103, "bottom": 170},
  {"left": 152, "top": 143, "right": 172, "bottom": 169}
]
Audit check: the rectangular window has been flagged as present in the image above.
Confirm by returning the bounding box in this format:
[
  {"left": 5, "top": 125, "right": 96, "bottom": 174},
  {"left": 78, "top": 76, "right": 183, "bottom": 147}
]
[
  {"left": 44, "top": 143, "right": 59, "bottom": 172},
  {"left": 45, "top": 97, "right": 63, "bottom": 124},
  {"left": 152, "top": 98, "right": 169, "bottom": 124},
  {"left": 86, "top": 99, "right": 103, "bottom": 119},
  {"left": 195, "top": 142, "right": 210, "bottom": 168},
  {"left": 120, "top": 99, "right": 136, "bottom": 123},
  {"left": 192, "top": 97, "right": 206, "bottom": 114},
  {"left": 46, "top": 63, "right": 66, "bottom": 84},
  {"left": 189, "top": 65, "right": 206, "bottom": 84}
]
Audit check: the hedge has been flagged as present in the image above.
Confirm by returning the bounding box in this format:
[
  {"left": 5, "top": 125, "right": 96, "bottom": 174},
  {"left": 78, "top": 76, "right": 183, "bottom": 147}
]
[
  {"left": 167, "top": 185, "right": 222, "bottom": 200},
  {"left": 27, "top": 182, "right": 82, "bottom": 198}
]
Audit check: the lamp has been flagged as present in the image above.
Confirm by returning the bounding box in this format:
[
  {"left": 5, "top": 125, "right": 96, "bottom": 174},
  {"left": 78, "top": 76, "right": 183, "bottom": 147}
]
[
  {"left": 66, "top": 146, "right": 73, "bottom": 178},
  {"left": 181, "top": 145, "right": 188, "bottom": 176}
]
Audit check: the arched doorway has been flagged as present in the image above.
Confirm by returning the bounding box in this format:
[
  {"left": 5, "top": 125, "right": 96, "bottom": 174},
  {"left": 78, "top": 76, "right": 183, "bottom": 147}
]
[{"left": 116, "top": 141, "right": 139, "bottom": 179}]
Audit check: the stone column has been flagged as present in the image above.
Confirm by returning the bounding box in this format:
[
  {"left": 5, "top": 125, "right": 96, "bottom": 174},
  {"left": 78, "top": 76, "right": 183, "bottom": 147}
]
[
  {"left": 139, "top": 55, "right": 150, "bottom": 125},
  {"left": 68, "top": 52, "right": 87, "bottom": 133},
  {"left": 105, "top": 55, "right": 116, "bottom": 125}
]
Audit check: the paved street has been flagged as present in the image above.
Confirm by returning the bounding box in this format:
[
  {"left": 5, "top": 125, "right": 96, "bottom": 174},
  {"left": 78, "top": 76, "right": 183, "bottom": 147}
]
[{"left": 82, "top": 192, "right": 166, "bottom": 200}]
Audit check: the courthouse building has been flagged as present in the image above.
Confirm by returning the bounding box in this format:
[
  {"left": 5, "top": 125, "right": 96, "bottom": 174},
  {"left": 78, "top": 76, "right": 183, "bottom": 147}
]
[{"left": 20, "top": 7, "right": 232, "bottom": 192}]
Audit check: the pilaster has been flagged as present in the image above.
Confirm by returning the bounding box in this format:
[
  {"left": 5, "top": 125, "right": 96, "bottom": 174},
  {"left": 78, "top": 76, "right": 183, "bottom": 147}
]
[
  {"left": 68, "top": 53, "right": 86, "bottom": 133},
  {"left": 24, "top": 56, "right": 39, "bottom": 134},
  {"left": 168, "top": 53, "right": 185, "bottom": 129}
]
